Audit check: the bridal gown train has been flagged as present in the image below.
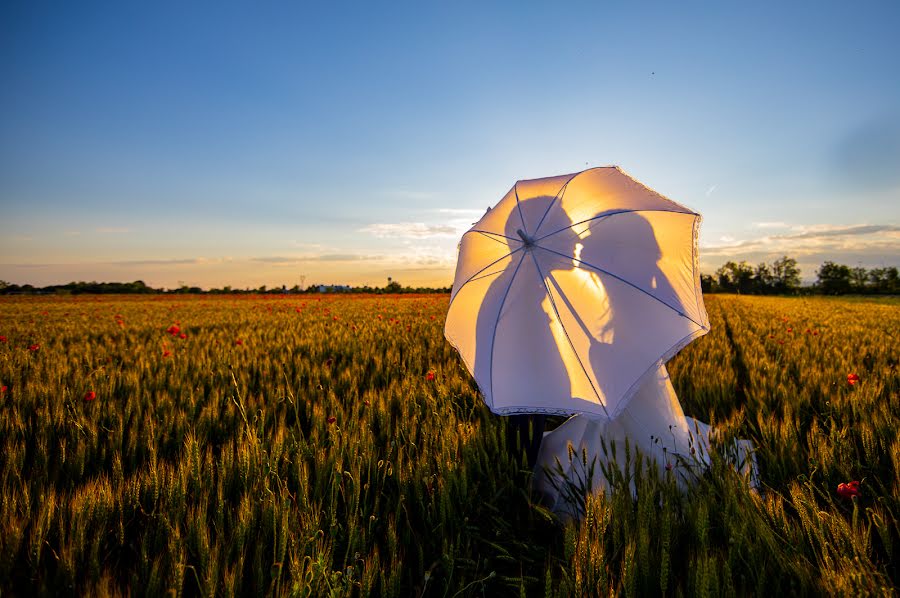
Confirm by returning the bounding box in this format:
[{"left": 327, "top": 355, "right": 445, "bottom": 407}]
[{"left": 532, "top": 362, "right": 758, "bottom": 519}]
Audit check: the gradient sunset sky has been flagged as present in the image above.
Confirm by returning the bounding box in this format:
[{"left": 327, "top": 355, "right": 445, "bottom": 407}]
[{"left": 2, "top": 1, "right": 899, "bottom": 289}]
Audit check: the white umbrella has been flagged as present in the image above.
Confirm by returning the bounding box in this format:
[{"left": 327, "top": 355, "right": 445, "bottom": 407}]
[{"left": 444, "top": 166, "right": 710, "bottom": 419}]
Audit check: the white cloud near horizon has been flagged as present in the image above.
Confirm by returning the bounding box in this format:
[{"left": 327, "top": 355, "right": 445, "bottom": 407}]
[
  {"left": 702, "top": 224, "right": 899, "bottom": 254},
  {"left": 359, "top": 222, "right": 458, "bottom": 239},
  {"left": 699, "top": 223, "right": 900, "bottom": 279}
]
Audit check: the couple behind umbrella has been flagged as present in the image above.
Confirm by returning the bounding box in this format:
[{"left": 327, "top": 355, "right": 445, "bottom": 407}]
[{"left": 445, "top": 167, "right": 757, "bottom": 520}]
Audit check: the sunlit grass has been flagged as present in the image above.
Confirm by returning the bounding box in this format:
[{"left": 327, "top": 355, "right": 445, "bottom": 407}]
[{"left": 0, "top": 293, "right": 897, "bottom": 595}]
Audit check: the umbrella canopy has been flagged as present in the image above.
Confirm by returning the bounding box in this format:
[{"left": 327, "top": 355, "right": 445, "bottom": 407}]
[{"left": 444, "top": 166, "right": 709, "bottom": 418}]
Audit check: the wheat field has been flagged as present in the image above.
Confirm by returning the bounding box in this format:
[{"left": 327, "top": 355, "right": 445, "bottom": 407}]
[{"left": 0, "top": 293, "right": 897, "bottom": 596}]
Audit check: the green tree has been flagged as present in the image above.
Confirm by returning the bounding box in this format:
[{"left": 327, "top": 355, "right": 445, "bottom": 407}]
[
  {"left": 849, "top": 266, "right": 868, "bottom": 292},
  {"left": 715, "top": 261, "right": 754, "bottom": 293},
  {"left": 868, "top": 267, "right": 899, "bottom": 294},
  {"left": 816, "top": 261, "right": 852, "bottom": 294},
  {"left": 753, "top": 262, "right": 774, "bottom": 292},
  {"left": 772, "top": 256, "right": 801, "bottom": 292}
]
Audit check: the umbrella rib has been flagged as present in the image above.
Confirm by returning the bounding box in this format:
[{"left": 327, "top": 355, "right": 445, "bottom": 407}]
[
  {"left": 529, "top": 250, "right": 611, "bottom": 418},
  {"left": 532, "top": 174, "right": 578, "bottom": 238},
  {"left": 535, "top": 208, "right": 695, "bottom": 243},
  {"left": 470, "top": 229, "right": 517, "bottom": 244},
  {"left": 535, "top": 245, "right": 705, "bottom": 329},
  {"left": 488, "top": 251, "right": 527, "bottom": 404},
  {"left": 446, "top": 246, "right": 525, "bottom": 312},
  {"left": 513, "top": 183, "right": 529, "bottom": 236}
]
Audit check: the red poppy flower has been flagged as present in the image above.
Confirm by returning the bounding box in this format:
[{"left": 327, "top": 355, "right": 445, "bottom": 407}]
[
  {"left": 786, "top": 328, "right": 793, "bottom": 333},
  {"left": 0, "top": 385, "right": 7, "bottom": 393},
  {"left": 847, "top": 373, "right": 860, "bottom": 386},
  {"left": 0, "top": 336, "right": 7, "bottom": 343},
  {"left": 426, "top": 371, "right": 435, "bottom": 381},
  {"left": 837, "top": 481, "right": 860, "bottom": 499},
  {"left": 28, "top": 344, "right": 40, "bottom": 352},
  {"left": 234, "top": 339, "right": 243, "bottom": 346},
  {"left": 179, "top": 333, "right": 187, "bottom": 339},
  {"left": 166, "top": 325, "right": 180, "bottom": 335},
  {"left": 812, "top": 330, "right": 819, "bottom": 336},
  {"left": 327, "top": 416, "right": 337, "bottom": 424},
  {"left": 163, "top": 350, "right": 172, "bottom": 357},
  {"left": 84, "top": 391, "right": 96, "bottom": 401}
]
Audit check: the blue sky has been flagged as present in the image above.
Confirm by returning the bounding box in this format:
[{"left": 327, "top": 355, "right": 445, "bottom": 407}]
[{"left": 2, "top": 1, "right": 898, "bottom": 288}]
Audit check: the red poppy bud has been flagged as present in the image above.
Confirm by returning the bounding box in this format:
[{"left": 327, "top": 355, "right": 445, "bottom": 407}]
[
  {"left": 179, "top": 333, "right": 187, "bottom": 339},
  {"left": 837, "top": 481, "right": 861, "bottom": 499}
]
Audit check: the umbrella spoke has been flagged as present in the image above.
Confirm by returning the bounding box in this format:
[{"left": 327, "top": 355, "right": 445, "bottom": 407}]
[
  {"left": 470, "top": 230, "right": 518, "bottom": 244},
  {"left": 448, "top": 246, "right": 524, "bottom": 311},
  {"left": 488, "top": 252, "right": 527, "bottom": 403},
  {"left": 513, "top": 182, "right": 529, "bottom": 237},
  {"left": 529, "top": 250, "right": 610, "bottom": 418},
  {"left": 535, "top": 245, "right": 705, "bottom": 330},
  {"left": 535, "top": 208, "right": 695, "bottom": 243},
  {"left": 531, "top": 175, "right": 577, "bottom": 238}
]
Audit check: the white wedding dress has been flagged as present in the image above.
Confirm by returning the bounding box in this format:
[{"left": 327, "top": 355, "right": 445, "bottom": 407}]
[{"left": 533, "top": 362, "right": 757, "bottom": 520}]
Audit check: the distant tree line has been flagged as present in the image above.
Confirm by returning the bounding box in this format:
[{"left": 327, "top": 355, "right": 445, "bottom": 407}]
[
  {"left": 701, "top": 256, "right": 899, "bottom": 295},
  {"left": 0, "top": 279, "right": 452, "bottom": 296},
  {"left": 2, "top": 261, "right": 897, "bottom": 296},
  {"left": 0, "top": 280, "right": 158, "bottom": 295}
]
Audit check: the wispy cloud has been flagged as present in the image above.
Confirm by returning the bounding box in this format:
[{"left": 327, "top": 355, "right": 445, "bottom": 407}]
[
  {"left": 359, "top": 222, "right": 458, "bottom": 239},
  {"left": 700, "top": 224, "right": 900, "bottom": 280},
  {"left": 250, "top": 254, "right": 381, "bottom": 264},
  {"left": 705, "top": 185, "right": 717, "bottom": 197},
  {"left": 95, "top": 227, "right": 131, "bottom": 234},
  {"left": 701, "top": 223, "right": 900, "bottom": 266},
  {"left": 752, "top": 221, "right": 790, "bottom": 229},
  {"left": 436, "top": 208, "right": 486, "bottom": 216},
  {"left": 379, "top": 189, "right": 436, "bottom": 200},
  {"left": 115, "top": 258, "right": 204, "bottom": 266}
]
